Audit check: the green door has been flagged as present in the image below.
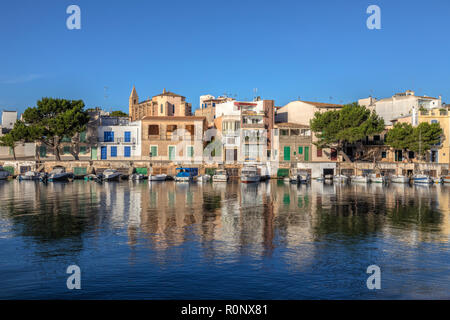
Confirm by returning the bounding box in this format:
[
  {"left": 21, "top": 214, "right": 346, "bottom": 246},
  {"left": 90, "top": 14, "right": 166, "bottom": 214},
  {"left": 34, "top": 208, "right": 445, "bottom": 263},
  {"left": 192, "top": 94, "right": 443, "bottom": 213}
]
[
  {"left": 169, "top": 146, "right": 175, "bottom": 161},
  {"left": 283, "top": 146, "right": 290, "bottom": 161},
  {"left": 39, "top": 146, "right": 47, "bottom": 158},
  {"left": 91, "top": 147, "right": 97, "bottom": 160},
  {"left": 304, "top": 147, "right": 309, "bottom": 161}
]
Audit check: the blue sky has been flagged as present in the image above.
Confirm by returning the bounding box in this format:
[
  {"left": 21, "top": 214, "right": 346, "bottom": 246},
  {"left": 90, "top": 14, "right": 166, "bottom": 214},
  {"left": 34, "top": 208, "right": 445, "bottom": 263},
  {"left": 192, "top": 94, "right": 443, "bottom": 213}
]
[{"left": 1, "top": 0, "right": 450, "bottom": 114}]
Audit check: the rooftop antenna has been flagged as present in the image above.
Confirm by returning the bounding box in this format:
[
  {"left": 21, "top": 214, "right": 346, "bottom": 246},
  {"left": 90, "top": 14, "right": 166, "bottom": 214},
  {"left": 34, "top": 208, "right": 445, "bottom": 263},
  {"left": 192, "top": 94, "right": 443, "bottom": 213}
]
[{"left": 253, "top": 88, "right": 258, "bottom": 101}]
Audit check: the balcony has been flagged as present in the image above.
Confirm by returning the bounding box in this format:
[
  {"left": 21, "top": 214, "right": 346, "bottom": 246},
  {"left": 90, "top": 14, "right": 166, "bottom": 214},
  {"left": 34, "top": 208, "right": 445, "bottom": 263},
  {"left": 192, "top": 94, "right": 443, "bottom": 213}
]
[
  {"left": 147, "top": 134, "right": 197, "bottom": 141},
  {"left": 100, "top": 137, "right": 136, "bottom": 144},
  {"left": 241, "top": 123, "right": 266, "bottom": 129}
]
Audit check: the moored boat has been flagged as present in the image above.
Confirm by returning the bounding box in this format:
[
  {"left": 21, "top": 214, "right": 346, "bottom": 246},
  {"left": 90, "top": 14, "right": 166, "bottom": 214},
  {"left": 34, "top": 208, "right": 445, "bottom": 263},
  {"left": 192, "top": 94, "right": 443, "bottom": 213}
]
[
  {"left": 129, "top": 173, "right": 145, "bottom": 180},
  {"left": 442, "top": 175, "right": 450, "bottom": 184},
  {"left": 48, "top": 166, "right": 71, "bottom": 182},
  {"left": 197, "top": 174, "right": 211, "bottom": 183},
  {"left": 390, "top": 175, "right": 410, "bottom": 184},
  {"left": 102, "top": 169, "right": 121, "bottom": 181},
  {"left": 175, "top": 168, "right": 198, "bottom": 182},
  {"left": 351, "top": 175, "right": 370, "bottom": 183},
  {"left": 412, "top": 174, "right": 433, "bottom": 185},
  {"left": 369, "top": 173, "right": 387, "bottom": 183},
  {"left": 149, "top": 174, "right": 167, "bottom": 181},
  {"left": 212, "top": 169, "right": 228, "bottom": 182},
  {"left": 17, "top": 171, "right": 40, "bottom": 181},
  {"left": 333, "top": 175, "right": 348, "bottom": 183},
  {"left": 0, "top": 166, "right": 11, "bottom": 180},
  {"left": 241, "top": 166, "right": 260, "bottom": 183}
]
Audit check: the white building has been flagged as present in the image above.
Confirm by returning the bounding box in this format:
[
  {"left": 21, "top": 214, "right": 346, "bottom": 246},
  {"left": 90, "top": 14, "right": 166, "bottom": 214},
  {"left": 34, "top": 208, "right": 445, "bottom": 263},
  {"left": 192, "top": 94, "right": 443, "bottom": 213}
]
[
  {"left": 359, "top": 90, "right": 442, "bottom": 126},
  {"left": 1, "top": 110, "right": 17, "bottom": 134},
  {"left": 96, "top": 117, "right": 142, "bottom": 160}
]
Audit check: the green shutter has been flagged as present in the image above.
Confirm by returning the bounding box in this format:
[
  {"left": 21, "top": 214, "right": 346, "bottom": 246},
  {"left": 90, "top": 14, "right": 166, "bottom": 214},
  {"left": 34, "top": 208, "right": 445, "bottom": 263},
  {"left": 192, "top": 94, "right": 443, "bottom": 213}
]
[
  {"left": 91, "top": 147, "right": 97, "bottom": 160},
  {"left": 151, "top": 146, "right": 158, "bottom": 157},
  {"left": 299, "top": 146, "right": 303, "bottom": 155},
  {"left": 169, "top": 146, "right": 175, "bottom": 160},
  {"left": 80, "top": 131, "right": 87, "bottom": 142},
  {"left": 136, "top": 167, "right": 148, "bottom": 175},
  {"left": 187, "top": 146, "right": 194, "bottom": 157},
  {"left": 277, "top": 169, "right": 289, "bottom": 177},
  {"left": 39, "top": 146, "right": 47, "bottom": 158},
  {"left": 304, "top": 146, "right": 309, "bottom": 161},
  {"left": 80, "top": 146, "right": 87, "bottom": 154},
  {"left": 63, "top": 146, "right": 71, "bottom": 154},
  {"left": 283, "top": 146, "right": 290, "bottom": 161}
]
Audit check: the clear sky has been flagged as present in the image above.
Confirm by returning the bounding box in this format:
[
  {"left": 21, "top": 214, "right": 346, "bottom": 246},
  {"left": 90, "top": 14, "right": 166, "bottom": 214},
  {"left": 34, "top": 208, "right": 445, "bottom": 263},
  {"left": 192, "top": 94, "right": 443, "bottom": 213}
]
[{"left": 1, "top": 0, "right": 450, "bottom": 114}]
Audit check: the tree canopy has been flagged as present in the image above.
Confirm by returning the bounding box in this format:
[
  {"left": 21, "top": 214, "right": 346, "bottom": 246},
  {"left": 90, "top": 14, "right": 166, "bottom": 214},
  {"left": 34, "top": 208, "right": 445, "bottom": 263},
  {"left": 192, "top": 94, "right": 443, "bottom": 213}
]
[
  {"left": 386, "top": 122, "right": 442, "bottom": 159},
  {"left": 310, "top": 102, "right": 385, "bottom": 155},
  {"left": 110, "top": 110, "right": 128, "bottom": 117},
  {"left": 21, "top": 98, "right": 89, "bottom": 160}
]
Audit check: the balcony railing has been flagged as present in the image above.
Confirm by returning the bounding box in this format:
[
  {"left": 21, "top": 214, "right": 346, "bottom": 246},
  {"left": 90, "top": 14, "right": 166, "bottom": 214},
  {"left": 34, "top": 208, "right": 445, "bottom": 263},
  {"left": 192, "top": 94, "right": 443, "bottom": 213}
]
[{"left": 100, "top": 137, "right": 136, "bottom": 144}]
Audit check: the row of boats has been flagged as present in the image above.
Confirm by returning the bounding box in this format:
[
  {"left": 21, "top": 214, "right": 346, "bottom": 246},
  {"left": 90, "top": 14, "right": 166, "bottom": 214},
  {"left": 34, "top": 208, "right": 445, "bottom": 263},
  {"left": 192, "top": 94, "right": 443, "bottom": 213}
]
[{"left": 321, "top": 173, "right": 445, "bottom": 185}]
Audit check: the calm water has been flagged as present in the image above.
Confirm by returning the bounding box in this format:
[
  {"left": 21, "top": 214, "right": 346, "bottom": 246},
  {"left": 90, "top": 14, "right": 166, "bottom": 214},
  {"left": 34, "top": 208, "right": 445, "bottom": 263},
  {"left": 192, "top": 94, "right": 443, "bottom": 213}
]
[{"left": 0, "top": 179, "right": 449, "bottom": 299}]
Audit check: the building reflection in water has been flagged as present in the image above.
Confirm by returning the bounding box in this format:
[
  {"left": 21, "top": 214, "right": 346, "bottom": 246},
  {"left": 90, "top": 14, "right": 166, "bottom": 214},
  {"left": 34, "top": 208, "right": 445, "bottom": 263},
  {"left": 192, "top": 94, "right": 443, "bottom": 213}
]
[{"left": 0, "top": 180, "right": 449, "bottom": 262}]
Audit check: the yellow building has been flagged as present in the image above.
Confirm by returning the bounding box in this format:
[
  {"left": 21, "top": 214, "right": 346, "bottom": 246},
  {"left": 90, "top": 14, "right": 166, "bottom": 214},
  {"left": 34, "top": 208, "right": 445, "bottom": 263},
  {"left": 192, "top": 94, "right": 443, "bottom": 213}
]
[{"left": 418, "top": 108, "right": 450, "bottom": 165}]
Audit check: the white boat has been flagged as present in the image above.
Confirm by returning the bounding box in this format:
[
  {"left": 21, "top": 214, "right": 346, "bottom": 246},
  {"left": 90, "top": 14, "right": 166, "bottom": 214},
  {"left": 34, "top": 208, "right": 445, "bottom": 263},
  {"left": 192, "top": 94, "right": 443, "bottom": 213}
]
[
  {"left": 175, "top": 168, "right": 198, "bottom": 182},
  {"left": 149, "top": 174, "right": 167, "bottom": 181},
  {"left": 197, "top": 174, "right": 211, "bottom": 183},
  {"left": 0, "top": 166, "right": 11, "bottom": 180},
  {"left": 241, "top": 166, "right": 261, "bottom": 183},
  {"left": 441, "top": 175, "right": 450, "bottom": 184},
  {"left": 298, "top": 171, "right": 311, "bottom": 184},
  {"left": 48, "top": 166, "right": 71, "bottom": 182},
  {"left": 129, "top": 173, "right": 145, "bottom": 180},
  {"left": 390, "top": 175, "right": 410, "bottom": 183},
  {"left": 412, "top": 174, "right": 433, "bottom": 185},
  {"left": 369, "top": 173, "right": 386, "bottom": 183},
  {"left": 432, "top": 177, "right": 442, "bottom": 184},
  {"left": 212, "top": 169, "right": 228, "bottom": 182},
  {"left": 351, "top": 175, "right": 370, "bottom": 183},
  {"left": 18, "top": 171, "right": 40, "bottom": 181},
  {"left": 333, "top": 175, "right": 348, "bottom": 183},
  {"left": 102, "top": 169, "right": 121, "bottom": 181}
]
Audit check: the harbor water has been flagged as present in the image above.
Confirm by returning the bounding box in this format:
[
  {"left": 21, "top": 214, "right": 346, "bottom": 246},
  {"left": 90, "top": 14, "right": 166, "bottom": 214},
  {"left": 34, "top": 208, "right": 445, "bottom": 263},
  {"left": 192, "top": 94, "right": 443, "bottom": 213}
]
[{"left": 0, "top": 179, "right": 449, "bottom": 299}]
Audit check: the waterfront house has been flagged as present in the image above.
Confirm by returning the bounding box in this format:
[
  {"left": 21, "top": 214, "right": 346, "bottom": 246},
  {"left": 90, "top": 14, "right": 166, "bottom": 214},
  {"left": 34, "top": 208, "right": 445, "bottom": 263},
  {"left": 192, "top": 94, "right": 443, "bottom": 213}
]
[
  {"left": 195, "top": 95, "right": 235, "bottom": 128},
  {"left": 96, "top": 116, "right": 142, "bottom": 160},
  {"left": 359, "top": 90, "right": 442, "bottom": 126},
  {"left": 141, "top": 116, "right": 207, "bottom": 174},
  {"left": 129, "top": 87, "right": 192, "bottom": 121}
]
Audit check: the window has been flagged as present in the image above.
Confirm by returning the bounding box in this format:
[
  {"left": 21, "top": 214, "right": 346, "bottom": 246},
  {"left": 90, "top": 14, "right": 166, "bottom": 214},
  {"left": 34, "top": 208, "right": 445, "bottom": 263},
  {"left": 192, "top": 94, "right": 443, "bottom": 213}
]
[
  {"left": 150, "top": 146, "right": 158, "bottom": 157},
  {"left": 280, "top": 129, "right": 289, "bottom": 136},
  {"left": 160, "top": 104, "right": 164, "bottom": 113},
  {"left": 63, "top": 146, "right": 71, "bottom": 154},
  {"left": 381, "top": 151, "right": 387, "bottom": 159},
  {"left": 80, "top": 131, "right": 87, "bottom": 142},
  {"left": 124, "top": 146, "right": 131, "bottom": 158},
  {"left": 212, "top": 103, "right": 216, "bottom": 107},
  {"left": 299, "top": 147, "right": 303, "bottom": 155},
  {"left": 80, "top": 146, "right": 87, "bottom": 154},
  {"left": 39, "top": 146, "right": 47, "bottom": 158},
  {"left": 317, "top": 148, "right": 323, "bottom": 157},
  {"left": 104, "top": 131, "right": 114, "bottom": 142},
  {"left": 124, "top": 131, "right": 131, "bottom": 142},
  {"left": 187, "top": 146, "right": 194, "bottom": 158},
  {"left": 374, "top": 135, "right": 380, "bottom": 141},
  {"left": 169, "top": 146, "right": 176, "bottom": 161},
  {"left": 431, "top": 120, "right": 438, "bottom": 124},
  {"left": 111, "top": 146, "right": 117, "bottom": 157},
  {"left": 283, "top": 146, "right": 290, "bottom": 161},
  {"left": 408, "top": 151, "right": 415, "bottom": 159},
  {"left": 148, "top": 125, "right": 159, "bottom": 135}
]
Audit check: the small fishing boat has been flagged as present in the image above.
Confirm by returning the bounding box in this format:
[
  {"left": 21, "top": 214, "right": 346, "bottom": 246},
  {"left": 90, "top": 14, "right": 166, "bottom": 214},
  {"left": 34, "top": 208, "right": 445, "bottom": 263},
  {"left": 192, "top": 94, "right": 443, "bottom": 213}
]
[
  {"left": 369, "top": 173, "right": 387, "bottom": 183},
  {"left": 175, "top": 168, "right": 198, "bottom": 182},
  {"left": 149, "top": 174, "right": 167, "bottom": 181},
  {"left": 102, "top": 169, "right": 121, "bottom": 181},
  {"left": 129, "top": 173, "right": 145, "bottom": 180},
  {"left": 432, "top": 177, "right": 442, "bottom": 184},
  {"left": 287, "top": 168, "right": 300, "bottom": 184},
  {"left": 412, "top": 174, "right": 433, "bottom": 185},
  {"left": 351, "top": 175, "right": 370, "bottom": 183},
  {"left": 197, "top": 174, "right": 211, "bottom": 183},
  {"left": 84, "top": 173, "right": 98, "bottom": 181},
  {"left": 333, "top": 175, "right": 348, "bottom": 183},
  {"left": 17, "top": 171, "right": 40, "bottom": 181},
  {"left": 48, "top": 166, "right": 71, "bottom": 182},
  {"left": 298, "top": 170, "right": 311, "bottom": 184},
  {"left": 390, "top": 175, "right": 410, "bottom": 184},
  {"left": 0, "top": 166, "right": 10, "bottom": 180},
  {"left": 212, "top": 169, "right": 228, "bottom": 182},
  {"left": 441, "top": 175, "right": 450, "bottom": 184},
  {"left": 241, "top": 166, "right": 260, "bottom": 183}
]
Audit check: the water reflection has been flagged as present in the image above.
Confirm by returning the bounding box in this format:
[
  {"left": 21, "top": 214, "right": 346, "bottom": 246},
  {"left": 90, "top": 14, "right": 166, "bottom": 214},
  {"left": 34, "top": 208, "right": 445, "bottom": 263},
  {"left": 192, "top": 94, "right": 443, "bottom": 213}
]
[{"left": 0, "top": 180, "right": 449, "bottom": 299}]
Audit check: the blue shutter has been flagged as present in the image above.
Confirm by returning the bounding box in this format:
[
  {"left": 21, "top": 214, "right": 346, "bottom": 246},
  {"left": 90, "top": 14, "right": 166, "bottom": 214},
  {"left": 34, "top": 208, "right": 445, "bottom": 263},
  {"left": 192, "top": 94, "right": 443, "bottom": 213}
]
[
  {"left": 111, "top": 146, "right": 117, "bottom": 157},
  {"left": 124, "top": 131, "right": 131, "bottom": 142},
  {"left": 101, "top": 146, "right": 107, "bottom": 159},
  {"left": 124, "top": 146, "right": 131, "bottom": 158}
]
